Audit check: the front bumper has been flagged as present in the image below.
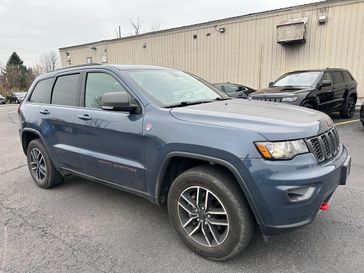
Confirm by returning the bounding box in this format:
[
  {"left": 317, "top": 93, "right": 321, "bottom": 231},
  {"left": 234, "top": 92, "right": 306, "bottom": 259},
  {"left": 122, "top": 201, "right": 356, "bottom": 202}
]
[{"left": 241, "top": 145, "right": 350, "bottom": 236}]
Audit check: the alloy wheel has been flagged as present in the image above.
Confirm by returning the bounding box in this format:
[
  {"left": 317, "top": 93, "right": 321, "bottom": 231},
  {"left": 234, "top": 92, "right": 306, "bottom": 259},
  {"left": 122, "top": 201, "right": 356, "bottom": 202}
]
[
  {"left": 29, "top": 148, "right": 47, "bottom": 181},
  {"left": 177, "top": 186, "right": 229, "bottom": 247},
  {"left": 348, "top": 99, "right": 355, "bottom": 116}
]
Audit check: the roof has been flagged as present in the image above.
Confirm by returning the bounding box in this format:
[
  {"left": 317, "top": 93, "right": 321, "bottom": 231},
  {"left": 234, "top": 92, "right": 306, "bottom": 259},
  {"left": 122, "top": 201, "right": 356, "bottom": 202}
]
[
  {"left": 35, "top": 64, "right": 173, "bottom": 80},
  {"left": 59, "top": 0, "right": 357, "bottom": 51}
]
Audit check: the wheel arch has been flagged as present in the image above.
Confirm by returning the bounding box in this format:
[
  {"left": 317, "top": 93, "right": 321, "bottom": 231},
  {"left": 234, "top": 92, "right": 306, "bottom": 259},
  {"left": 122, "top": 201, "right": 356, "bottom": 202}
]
[
  {"left": 300, "top": 97, "right": 318, "bottom": 109},
  {"left": 154, "top": 152, "right": 263, "bottom": 225},
  {"left": 21, "top": 129, "right": 45, "bottom": 155}
]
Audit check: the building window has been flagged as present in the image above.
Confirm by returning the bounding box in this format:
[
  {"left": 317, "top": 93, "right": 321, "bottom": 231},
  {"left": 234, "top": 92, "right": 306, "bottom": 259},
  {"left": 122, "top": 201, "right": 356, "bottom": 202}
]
[{"left": 86, "top": 57, "right": 92, "bottom": 64}]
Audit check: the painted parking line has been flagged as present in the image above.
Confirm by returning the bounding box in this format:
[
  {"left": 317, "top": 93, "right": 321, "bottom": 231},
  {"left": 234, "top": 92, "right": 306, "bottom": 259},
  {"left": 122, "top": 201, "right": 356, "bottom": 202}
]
[{"left": 335, "top": 119, "right": 360, "bottom": 126}]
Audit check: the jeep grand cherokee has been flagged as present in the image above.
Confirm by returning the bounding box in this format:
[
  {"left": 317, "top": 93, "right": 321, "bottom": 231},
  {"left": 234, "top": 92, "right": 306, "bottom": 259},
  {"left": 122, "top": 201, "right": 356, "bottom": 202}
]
[{"left": 18, "top": 64, "right": 351, "bottom": 260}]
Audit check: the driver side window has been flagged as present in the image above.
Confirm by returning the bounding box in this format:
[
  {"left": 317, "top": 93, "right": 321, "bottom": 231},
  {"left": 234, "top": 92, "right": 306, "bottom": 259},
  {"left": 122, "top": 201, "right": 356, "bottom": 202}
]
[
  {"left": 85, "top": 72, "right": 127, "bottom": 108},
  {"left": 321, "top": 72, "right": 332, "bottom": 85}
]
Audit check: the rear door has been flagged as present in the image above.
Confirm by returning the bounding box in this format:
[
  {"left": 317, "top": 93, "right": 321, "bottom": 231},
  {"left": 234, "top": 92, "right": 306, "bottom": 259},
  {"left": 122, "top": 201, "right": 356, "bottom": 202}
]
[
  {"left": 39, "top": 72, "right": 82, "bottom": 171},
  {"left": 75, "top": 70, "right": 145, "bottom": 191},
  {"left": 330, "top": 71, "right": 346, "bottom": 110}
]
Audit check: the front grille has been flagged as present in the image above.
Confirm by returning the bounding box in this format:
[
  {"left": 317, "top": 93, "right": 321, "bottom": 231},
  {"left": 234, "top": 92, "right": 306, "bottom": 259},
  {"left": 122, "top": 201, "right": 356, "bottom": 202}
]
[
  {"left": 306, "top": 127, "right": 341, "bottom": 163},
  {"left": 251, "top": 96, "right": 282, "bottom": 102}
]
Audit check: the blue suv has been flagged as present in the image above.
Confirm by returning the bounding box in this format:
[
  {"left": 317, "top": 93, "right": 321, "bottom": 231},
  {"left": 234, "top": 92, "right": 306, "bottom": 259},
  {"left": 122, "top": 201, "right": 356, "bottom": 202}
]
[{"left": 19, "top": 64, "right": 351, "bottom": 260}]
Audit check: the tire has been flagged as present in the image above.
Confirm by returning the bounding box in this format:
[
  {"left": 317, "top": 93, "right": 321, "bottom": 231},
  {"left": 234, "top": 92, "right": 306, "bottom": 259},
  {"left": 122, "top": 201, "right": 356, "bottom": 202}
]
[
  {"left": 27, "top": 139, "right": 63, "bottom": 188},
  {"left": 340, "top": 96, "right": 356, "bottom": 118},
  {"left": 302, "top": 102, "right": 314, "bottom": 109},
  {"left": 167, "top": 165, "right": 254, "bottom": 261}
]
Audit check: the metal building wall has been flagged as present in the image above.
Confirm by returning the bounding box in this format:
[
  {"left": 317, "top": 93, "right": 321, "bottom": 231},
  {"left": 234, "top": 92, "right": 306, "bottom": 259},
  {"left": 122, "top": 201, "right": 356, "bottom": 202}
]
[{"left": 60, "top": 0, "right": 364, "bottom": 102}]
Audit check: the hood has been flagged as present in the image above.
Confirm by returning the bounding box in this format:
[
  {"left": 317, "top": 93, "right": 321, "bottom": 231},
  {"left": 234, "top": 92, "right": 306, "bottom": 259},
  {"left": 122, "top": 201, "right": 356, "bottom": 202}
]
[
  {"left": 170, "top": 99, "right": 333, "bottom": 141},
  {"left": 252, "top": 86, "right": 312, "bottom": 96}
]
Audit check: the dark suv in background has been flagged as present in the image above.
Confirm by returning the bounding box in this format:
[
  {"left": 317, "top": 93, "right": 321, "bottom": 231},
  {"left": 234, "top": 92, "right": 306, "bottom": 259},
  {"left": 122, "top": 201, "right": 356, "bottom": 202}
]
[
  {"left": 18, "top": 64, "right": 351, "bottom": 260},
  {"left": 250, "top": 68, "right": 357, "bottom": 118}
]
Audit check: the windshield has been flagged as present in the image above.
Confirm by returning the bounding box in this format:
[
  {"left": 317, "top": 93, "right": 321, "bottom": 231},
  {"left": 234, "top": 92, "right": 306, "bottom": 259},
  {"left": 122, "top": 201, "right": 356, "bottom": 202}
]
[
  {"left": 273, "top": 72, "right": 322, "bottom": 87},
  {"left": 126, "top": 69, "right": 226, "bottom": 107}
]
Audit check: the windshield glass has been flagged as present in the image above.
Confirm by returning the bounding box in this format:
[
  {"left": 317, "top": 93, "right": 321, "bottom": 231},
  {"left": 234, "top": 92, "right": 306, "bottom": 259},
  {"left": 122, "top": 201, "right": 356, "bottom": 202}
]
[
  {"left": 273, "top": 72, "right": 322, "bottom": 87},
  {"left": 126, "top": 69, "right": 225, "bottom": 107}
]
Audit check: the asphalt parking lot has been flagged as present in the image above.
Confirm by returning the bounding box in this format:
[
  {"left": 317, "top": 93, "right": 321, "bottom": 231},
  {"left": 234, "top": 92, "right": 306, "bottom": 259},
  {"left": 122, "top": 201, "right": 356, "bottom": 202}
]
[{"left": 0, "top": 104, "right": 363, "bottom": 273}]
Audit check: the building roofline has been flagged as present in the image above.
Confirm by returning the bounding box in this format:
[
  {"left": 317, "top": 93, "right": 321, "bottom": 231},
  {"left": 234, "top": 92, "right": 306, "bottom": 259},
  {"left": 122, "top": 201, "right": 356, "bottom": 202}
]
[{"left": 59, "top": 0, "right": 359, "bottom": 51}]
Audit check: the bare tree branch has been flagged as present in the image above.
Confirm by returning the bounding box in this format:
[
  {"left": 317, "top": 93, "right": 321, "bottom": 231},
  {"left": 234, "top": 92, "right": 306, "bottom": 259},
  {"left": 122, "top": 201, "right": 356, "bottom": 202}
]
[
  {"left": 129, "top": 16, "right": 143, "bottom": 35},
  {"left": 151, "top": 23, "right": 161, "bottom": 32},
  {"left": 39, "top": 51, "right": 59, "bottom": 73}
]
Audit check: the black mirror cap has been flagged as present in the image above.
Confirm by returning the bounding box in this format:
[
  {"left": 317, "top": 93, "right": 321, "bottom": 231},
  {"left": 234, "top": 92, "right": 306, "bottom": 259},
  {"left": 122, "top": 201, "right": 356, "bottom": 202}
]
[
  {"left": 320, "top": 79, "right": 332, "bottom": 88},
  {"left": 268, "top": 82, "right": 274, "bottom": 87},
  {"left": 101, "top": 92, "right": 140, "bottom": 113}
]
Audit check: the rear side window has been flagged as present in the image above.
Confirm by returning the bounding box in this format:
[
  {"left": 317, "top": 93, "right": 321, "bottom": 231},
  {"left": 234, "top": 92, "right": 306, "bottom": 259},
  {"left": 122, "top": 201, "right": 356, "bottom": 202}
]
[
  {"left": 52, "top": 74, "right": 80, "bottom": 106},
  {"left": 331, "top": 71, "right": 344, "bottom": 85},
  {"left": 29, "top": 78, "right": 53, "bottom": 103},
  {"left": 85, "top": 73, "right": 126, "bottom": 108},
  {"left": 342, "top": 71, "right": 353, "bottom": 82}
]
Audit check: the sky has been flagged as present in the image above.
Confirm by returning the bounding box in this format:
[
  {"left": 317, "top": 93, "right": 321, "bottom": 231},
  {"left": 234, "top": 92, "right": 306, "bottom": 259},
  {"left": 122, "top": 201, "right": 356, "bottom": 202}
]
[{"left": 0, "top": 0, "right": 320, "bottom": 67}]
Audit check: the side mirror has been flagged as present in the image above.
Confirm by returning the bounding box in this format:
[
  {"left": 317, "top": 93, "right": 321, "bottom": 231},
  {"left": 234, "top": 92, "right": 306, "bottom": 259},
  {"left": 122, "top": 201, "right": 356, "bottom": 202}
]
[
  {"left": 268, "top": 82, "right": 274, "bottom": 87},
  {"left": 319, "top": 79, "right": 331, "bottom": 88},
  {"left": 101, "top": 92, "right": 139, "bottom": 113}
]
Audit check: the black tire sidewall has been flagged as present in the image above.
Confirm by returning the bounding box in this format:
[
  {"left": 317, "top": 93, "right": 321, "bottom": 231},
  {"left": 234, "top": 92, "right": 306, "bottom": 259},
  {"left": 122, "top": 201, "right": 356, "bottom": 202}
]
[
  {"left": 302, "top": 103, "right": 313, "bottom": 109},
  {"left": 168, "top": 167, "right": 253, "bottom": 260},
  {"left": 27, "top": 139, "right": 57, "bottom": 188},
  {"left": 341, "top": 97, "right": 355, "bottom": 118}
]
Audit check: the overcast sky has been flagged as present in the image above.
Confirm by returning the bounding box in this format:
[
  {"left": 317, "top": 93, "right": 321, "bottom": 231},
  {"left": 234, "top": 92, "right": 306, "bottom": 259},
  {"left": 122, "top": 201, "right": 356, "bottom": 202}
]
[{"left": 0, "top": 0, "right": 319, "bottom": 67}]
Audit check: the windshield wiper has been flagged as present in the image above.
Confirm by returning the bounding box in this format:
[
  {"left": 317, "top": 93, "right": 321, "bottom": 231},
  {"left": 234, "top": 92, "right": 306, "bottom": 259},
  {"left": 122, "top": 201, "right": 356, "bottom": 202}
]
[{"left": 165, "top": 97, "right": 228, "bottom": 108}]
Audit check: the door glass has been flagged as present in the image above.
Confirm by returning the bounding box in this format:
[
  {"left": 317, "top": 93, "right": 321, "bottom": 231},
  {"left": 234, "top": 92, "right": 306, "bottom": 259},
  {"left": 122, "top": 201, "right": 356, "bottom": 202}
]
[
  {"left": 331, "top": 72, "right": 344, "bottom": 85},
  {"left": 342, "top": 71, "right": 353, "bottom": 82},
  {"left": 29, "top": 78, "right": 53, "bottom": 103},
  {"left": 52, "top": 74, "right": 80, "bottom": 106},
  {"left": 85, "top": 73, "right": 127, "bottom": 108},
  {"left": 224, "top": 84, "right": 240, "bottom": 93}
]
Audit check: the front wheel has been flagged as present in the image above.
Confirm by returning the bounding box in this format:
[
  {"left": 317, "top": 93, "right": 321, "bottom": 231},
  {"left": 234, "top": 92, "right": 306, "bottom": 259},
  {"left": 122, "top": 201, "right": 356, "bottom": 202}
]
[
  {"left": 167, "top": 165, "right": 254, "bottom": 261},
  {"left": 302, "top": 102, "right": 314, "bottom": 109}
]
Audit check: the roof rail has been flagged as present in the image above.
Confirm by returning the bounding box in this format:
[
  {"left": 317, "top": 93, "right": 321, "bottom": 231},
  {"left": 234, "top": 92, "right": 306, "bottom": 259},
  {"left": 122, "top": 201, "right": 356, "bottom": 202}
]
[{"left": 53, "top": 63, "right": 102, "bottom": 72}]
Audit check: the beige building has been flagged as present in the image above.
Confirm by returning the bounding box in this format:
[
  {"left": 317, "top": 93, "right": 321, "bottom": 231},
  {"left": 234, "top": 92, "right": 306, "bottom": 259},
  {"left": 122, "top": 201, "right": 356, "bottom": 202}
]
[{"left": 59, "top": 0, "right": 364, "bottom": 103}]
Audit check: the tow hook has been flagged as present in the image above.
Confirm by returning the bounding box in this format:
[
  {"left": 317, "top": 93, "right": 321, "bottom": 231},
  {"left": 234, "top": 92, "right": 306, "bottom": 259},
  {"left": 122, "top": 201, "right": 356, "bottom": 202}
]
[{"left": 320, "top": 202, "right": 330, "bottom": 211}]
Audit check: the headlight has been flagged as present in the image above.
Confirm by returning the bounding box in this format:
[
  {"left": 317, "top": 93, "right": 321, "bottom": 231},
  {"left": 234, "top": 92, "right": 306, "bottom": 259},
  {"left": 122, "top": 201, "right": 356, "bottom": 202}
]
[
  {"left": 255, "top": 139, "right": 308, "bottom": 160},
  {"left": 281, "top": 96, "right": 298, "bottom": 102}
]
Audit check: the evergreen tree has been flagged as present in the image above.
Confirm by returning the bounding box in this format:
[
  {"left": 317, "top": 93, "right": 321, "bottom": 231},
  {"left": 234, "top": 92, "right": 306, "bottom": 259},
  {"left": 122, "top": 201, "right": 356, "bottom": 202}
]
[{"left": 2, "top": 52, "right": 28, "bottom": 90}]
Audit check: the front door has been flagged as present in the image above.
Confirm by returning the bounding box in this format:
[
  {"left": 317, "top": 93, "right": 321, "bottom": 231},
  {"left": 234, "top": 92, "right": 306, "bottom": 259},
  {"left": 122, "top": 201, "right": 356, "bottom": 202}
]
[
  {"left": 75, "top": 71, "right": 146, "bottom": 191},
  {"left": 317, "top": 72, "right": 335, "bottom": 112}
]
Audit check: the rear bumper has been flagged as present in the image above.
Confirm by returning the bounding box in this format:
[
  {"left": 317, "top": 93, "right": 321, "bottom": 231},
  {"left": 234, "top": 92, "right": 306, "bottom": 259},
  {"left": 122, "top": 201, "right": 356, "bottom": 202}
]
[{"left": 240, "top": 145, "right": 350, "bottom": 236}]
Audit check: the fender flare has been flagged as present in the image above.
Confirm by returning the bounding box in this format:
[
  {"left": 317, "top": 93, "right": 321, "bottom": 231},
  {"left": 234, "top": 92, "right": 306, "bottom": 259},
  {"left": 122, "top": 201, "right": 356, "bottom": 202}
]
[
  {"left": 21, "top": 128, "right": 47, "bottom": 154},
  {"left": 300, "top": 97, "right": 319, "bottom": 109},
  {"left": 154, "top": 151, "right": 263, "bottom": 225}
]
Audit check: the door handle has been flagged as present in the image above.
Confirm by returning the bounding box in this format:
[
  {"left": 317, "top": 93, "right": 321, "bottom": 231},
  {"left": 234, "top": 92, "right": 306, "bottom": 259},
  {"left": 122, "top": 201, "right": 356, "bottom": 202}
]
[
  {"left": 40, "top": 109, "right": 50, "bottom": 115},
  {"left": 77, "top": 114, "right": 92, "bottom": 121}
]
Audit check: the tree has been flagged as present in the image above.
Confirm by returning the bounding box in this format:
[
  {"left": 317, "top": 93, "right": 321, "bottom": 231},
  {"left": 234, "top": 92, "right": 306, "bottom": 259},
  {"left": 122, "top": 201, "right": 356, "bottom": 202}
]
[
  {"left": 40, "top": 51, "right": 59, "bottom": 73},
  {"left": 151, "top": 23, "right": 161, "bottom": 32},
  {"left": 129, "top": 16, "right": 143, "bottom": 35},
  {"left": 25, "top": 65, "right": 42, "bottom": 88},
  {"left": 2, "top": 52, "right": 28, "bottom": 91}
]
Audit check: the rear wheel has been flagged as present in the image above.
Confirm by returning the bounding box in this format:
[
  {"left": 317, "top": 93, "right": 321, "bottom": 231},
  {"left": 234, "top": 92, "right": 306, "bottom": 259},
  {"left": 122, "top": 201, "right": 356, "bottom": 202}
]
[
  {"left": 340, "top": 96, "right": 355, "bottom": 118},
  {"left": 167, "top": 165, "right": 254, "bottom": 261},
  {"left": 27, "top": 139, "right": 63, "bottom": 188}
]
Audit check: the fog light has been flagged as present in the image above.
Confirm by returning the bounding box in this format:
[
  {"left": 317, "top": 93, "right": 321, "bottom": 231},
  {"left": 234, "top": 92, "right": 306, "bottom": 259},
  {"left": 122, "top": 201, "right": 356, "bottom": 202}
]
[{"left": 287, "top": 186, "right": 315, "bottom": 202}]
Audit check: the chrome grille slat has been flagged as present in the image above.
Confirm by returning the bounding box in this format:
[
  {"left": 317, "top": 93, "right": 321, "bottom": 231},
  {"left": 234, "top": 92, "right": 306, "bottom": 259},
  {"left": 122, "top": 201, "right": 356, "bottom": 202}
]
[
  {"left": 307, "top": 127, "right": 340, "bottom": 164},
  {"left": 251, "top": 96, "right": 282, "bottom": 102}
]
